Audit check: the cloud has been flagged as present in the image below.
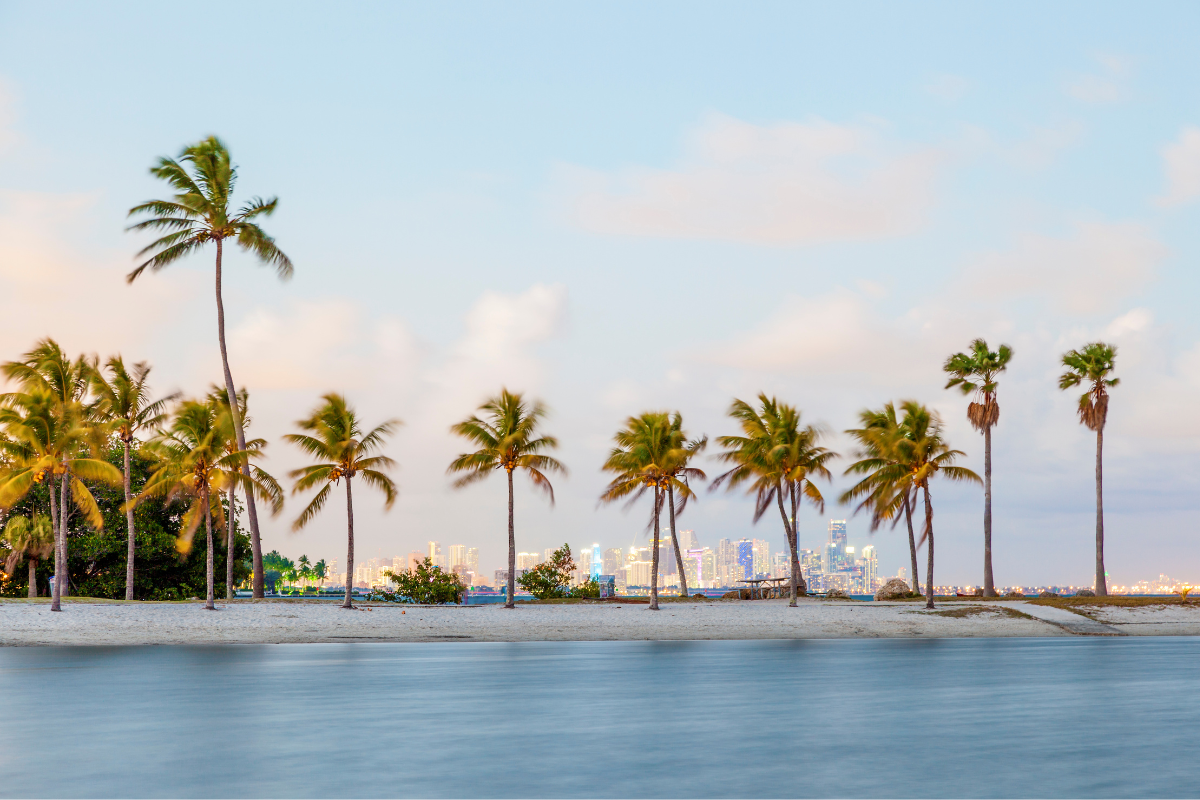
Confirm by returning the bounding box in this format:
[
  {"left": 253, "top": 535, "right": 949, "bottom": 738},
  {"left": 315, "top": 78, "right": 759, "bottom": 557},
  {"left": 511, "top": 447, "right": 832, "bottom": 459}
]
[
  {"left": 1064, "top": 54, "right": 1131, "bottom": 104},
  {"left": 554, "top": 113, "right": 942, "bottom": 245},
  {"left": 961, "top": 222, "right": 1167, "bottom": 314},
  {"left": 1156, "top": 126, "right": 1200, "bottom": 207}
]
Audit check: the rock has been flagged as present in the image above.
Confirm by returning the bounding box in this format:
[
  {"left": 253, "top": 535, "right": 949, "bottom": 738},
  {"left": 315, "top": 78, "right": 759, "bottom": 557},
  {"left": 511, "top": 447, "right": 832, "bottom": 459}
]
[
  {"left": 1075, "top": 588, "right": 1096, "bottom": 597},
  {"left": 824, "top": 589, "right": 850, "bottom": 600},
  {"left": 874, "top": 578, "right": 914, "bottom": 600},
  {"left": 1004, "top": 591, "right": 1026, "bottom": 599},
  {"left": 1038, "top": 591, "right": 1059, "bottom": 598}
]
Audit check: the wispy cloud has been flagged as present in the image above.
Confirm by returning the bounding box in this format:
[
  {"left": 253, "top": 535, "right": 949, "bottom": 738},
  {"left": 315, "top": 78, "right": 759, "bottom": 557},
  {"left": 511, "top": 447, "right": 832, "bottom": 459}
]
[
  {"left": 1156, "top": 126, "right": 1200, "bottom": 207},
  {"left": 1064, "top": 54, "right": 1131, "bottom": 104}
]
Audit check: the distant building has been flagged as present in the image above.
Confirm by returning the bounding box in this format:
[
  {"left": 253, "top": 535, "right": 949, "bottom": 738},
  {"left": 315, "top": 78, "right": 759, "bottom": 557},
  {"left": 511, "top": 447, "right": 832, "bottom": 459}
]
[
  {"left": 516, "top": 552, "right": 541, "bottom": 570},
  {"left": 736, "top": 539, "right": 753, "bottom": 580},
  {"left": 449, "top": 545, "right": 467, "bottom": 572},
  {"left": 861, "top": 545, "right": 878, "bottom": 592},
  {"left": 466, "top": 548, "right": 479, "bottom": 576},
  {"left": 678, "top": 529, "right": 700, "bottom": 550},
  {"left": 406, "top": 551, "right": 423, "bottom": 571},
  {"left": 591, "top": 543, "right": 602, "bottom": 578},
  {"left": 752, "top": 539, "right": 770, "bottom": 577},
  {"left": 602, "top": 548, "right": 623, "bottom": 575}
]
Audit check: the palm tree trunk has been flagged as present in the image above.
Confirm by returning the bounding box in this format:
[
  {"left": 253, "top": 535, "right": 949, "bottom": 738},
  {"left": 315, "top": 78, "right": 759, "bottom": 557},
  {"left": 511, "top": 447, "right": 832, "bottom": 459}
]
[
  {"left": 905, "top": 494, "right": 920, "bottom": 595},
  {"left": 505, "top": 469, "right": 516, "bottom": 609},
  {"left": 213, "top": 239, "right": 266, "bottom": 599},
  {"left": 1095, "top": 426, "right": 1107, "bottom": 596},
  {"left": 924, "top": 485, "right": 935, "bottom": 610},
  {"left": 48, "top": 476, "right": 61, "bottom": 612},
  {"left": 58, "top": 473, "right": 70, "bottom": 600},
  {"left": 343, "top": 478, "right": 356, "bottom": 609},
  {"left": 649, "top": 487, "right": 661, "bottom": 610},
  {"left": 774, "top": 483, "right": 798, "bottom": 605},
  {"left": 28, "top": 558, "right": 37, "bottom": 599},
  {"left": 667, "top": 484, "right": 688, "bottom": 598},
  {"left": 204, "top": 486, "right": 216, "bottom": 610},
  {"left": 982, "top": 424, "right": 995, "bottom": 597},
  {"left": 790, "top": 482, "right": 806, "bottom": 599},
  {"left": 123, "top": 439, "right": 135, "bottom": 601},
  {"left": 226, "top": 484, "right": 236, "bottom": 600}
]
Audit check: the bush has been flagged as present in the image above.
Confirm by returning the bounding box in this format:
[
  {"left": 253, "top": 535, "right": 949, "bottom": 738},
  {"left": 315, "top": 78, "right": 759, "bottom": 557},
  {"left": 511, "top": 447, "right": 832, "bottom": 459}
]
[
  {"left": 378, "top": 557, "right": 465, "bottom": 604},
  {"left": 569, "top": 577, "right": 600, "bottom": 599},
  {"left": 518, "top": 543, "right": 575, "bottom": 600}
]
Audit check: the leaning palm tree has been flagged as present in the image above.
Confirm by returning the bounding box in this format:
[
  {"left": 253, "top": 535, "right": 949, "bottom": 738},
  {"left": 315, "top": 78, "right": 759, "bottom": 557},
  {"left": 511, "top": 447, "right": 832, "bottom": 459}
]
[
  {"left": 448, "top": 389, "right": 564, "bottom": 609},
  {"left": 659, "top": 414, "right": 707, "bottom": 598},
  {"left": 842, "top": 402, "right": 922, "bottom": 595},
  {"left": 712, "top": 396, "right": 834, "bottom": 605},
  {"left": 286, "top": 394, "right": 399, "bottom": 609},
  {"left": 3, "top": 514, "right": 54, "bottom": 599},
  {"left": 1059, "top": 342, "right": 1119, "bottom": 596},
  {"left": 136, "top": 399, "right": 263, "bottom": 610},
  {"left": 90, "top": 356, "right": 176, "bottom": 600},
  {"left": 127, "top": 136, "right": 292, "bottom": 599},
  {"left": 0, "top": 389, "right": 121, "bottom": 611},
  {"left": 944, "top": 338, "right": 1013, "bottom": 597},
  {"left": 895, "top": 401, "right": 981, "bottom": 609}
]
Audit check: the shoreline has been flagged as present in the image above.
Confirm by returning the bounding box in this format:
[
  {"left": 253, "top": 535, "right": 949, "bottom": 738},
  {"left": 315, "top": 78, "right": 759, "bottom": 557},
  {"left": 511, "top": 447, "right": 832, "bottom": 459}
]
[{"left": 3, "top": 597, "right": 1200, "bottom": 646}]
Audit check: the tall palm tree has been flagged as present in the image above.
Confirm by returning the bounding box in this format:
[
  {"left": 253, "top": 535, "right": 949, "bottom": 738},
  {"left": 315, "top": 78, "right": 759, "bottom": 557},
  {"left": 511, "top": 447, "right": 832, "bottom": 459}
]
[
  {"left": 209, "top": 387, "right": 281, "bottom": 600},
  {"left": 127, "top": 136, "right": 292, "bottom": 599},
  {"left": 448, "top": 389, "right": 564, "bottom": 609},
  {"left": 90, "top": 356, "right": 176, "bottom": 600},
  {"left": 286, "top": 394, "right": 399, "bottom": 609},
  {"left": 944, "top": 338, "right": 1013, "bottom": 597},
  {"left": 895, "top": 401, "right": 981, "bottom": 609},
  {"left": 600, "top": 412, "right": 673, "bottom": 610},
  {"left": 3, "top": 514, "right": 54, "bottom": 599},
  {"left": 659, "top": 414, "right": 707, "bottom": 598},
  {"left": 1059, "top": 342, "right": 1119, "bottom": 596},
  {"left": 712, "top": 396, "right": 834, "bottom": 606},
  {"left": 842, "top": 402, "right": 922, "bottom": 595}
]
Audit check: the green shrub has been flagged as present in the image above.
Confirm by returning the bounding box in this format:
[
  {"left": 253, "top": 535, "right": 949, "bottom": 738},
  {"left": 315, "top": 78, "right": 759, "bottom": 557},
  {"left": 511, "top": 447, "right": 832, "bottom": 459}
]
[
  {"left": 518, "top": 543, "right": 575, "bottom": 600},
  {"left": 378, "top": 557, "right": 465, "bottom": 604}
]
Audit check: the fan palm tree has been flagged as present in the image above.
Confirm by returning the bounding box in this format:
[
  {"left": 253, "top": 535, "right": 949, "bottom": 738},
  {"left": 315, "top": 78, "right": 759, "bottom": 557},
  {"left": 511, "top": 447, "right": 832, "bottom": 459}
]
[
  {"left": 90, "top": 356, "right": 176, "bottom": 600},
  {"left": 209, "top": 387, "right": 282, "bottom": 600},
  {"left": 448, "top": 389, "right": 564, "bottom": 609},
  {"left": 944, "top": 338, "right": 1013, "bottom": 597},
  {"left": 3, "top": 514, "right": 54, "bottom": 599},
  {"left": 659, "top": 414, "right": 707, "bottom": 598},
  {"left": 1059, "top": 342, "right": 1119, "bottom": 596},
  {"left": 895, "top": 402, "right": 981, "bottom": 609},
  {"left": 127, "top": 136, "right": 292, "bottom": 599},
  {"left": 712, "top": 396, "right": 834, "bottom": 605},
  {"left": 842, "top": 403, "right": 922, "bottom": 595},
  {"left": 286, "top": 394, "right": 399, "bottom": 609}
]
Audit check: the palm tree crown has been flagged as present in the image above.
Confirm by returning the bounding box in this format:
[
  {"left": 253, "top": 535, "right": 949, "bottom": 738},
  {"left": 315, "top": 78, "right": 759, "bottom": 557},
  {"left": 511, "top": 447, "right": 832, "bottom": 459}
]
[{"left": 1059, "top": 342, "right": 1119, "bottom": 431}]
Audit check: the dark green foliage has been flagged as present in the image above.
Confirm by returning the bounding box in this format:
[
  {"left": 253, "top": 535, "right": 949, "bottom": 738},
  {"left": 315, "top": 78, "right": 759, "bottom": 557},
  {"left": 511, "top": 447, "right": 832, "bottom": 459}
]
[
  {"left": 518, "top": 543, "right": 575, "bottom": 600},
  {"left": 0, "top": 444, "right": 250, "bottom": 600},
  {"left": 374, "top": 557, "right": 465, "bottom": 604},
  {"left": 568, "top": 577, "right": 601, "bottom": 599}
]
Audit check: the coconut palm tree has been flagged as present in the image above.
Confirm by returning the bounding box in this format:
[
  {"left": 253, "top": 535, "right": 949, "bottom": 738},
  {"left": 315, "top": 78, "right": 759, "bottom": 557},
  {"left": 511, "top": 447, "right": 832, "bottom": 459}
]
[
  {"left": 286, "top": 394, "right": 399, "bottom": 609},
  {"left": 0, "top": 388, "right": 121, "bottom": 611},
  {"left": 90, "top": 356, "right": 177, "bottom": 600},
  {"left": 3, "top": 514, "right": 54, "bottom": 598},
  {"left": 127, "top": 136, "right": 292, "bottom": 599},
  {"left": 448, "top": 389, "right": 564, "bottom": 609},
  {"left": 659, "top": 415, "right": 707, "bottom": 598},
  {"left": 842, "top": 402, "right": 922, "bottom": 595},
  {"left": 1059, "top": 342, "right": 1119, "bottom": 596},
  {"left": 944, "top": 338, "right": 1013, "bottom": 597},
  {"left": 895, "top": 401, "right": 981, "bottom": 609},
  {"left": 712, "top": 396, "right": 835, "bottom": 605},
  {"left": 601, "top": 412, "right": 673, "bottom": 609}
]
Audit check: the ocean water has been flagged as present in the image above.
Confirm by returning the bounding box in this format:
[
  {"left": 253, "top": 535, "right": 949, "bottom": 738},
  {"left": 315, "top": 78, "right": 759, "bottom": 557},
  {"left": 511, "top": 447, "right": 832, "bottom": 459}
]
[{"left": 1, "top": 637, "right": 1198, "bottom": 798}]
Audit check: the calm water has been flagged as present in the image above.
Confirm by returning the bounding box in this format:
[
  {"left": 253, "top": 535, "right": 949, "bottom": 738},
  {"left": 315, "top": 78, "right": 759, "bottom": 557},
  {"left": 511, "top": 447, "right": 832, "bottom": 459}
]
[{"left": 2, "top": 638, "right": 1199, "bottom": 798}]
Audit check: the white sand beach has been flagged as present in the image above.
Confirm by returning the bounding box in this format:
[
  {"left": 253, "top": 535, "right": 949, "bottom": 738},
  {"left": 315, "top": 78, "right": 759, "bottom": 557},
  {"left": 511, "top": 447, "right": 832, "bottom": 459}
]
[{"left": 3, "top": 597, "right": 1198, "bottom": 646}]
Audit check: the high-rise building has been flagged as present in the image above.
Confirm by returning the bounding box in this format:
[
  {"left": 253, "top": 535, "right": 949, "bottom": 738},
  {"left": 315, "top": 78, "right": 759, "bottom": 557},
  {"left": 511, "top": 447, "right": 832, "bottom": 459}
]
[
  {"left": 466, "top": 548, "right": 479, "bottom": 576},
  {"left": 824, "top": 520, "right": 848, "bottom": 572},
  {"left": 861, "top": 545, "right": 878, "bottom": 591},
  {"left": 428, "top": 541, "right": 446, "bottom": 570},
  {"left": 544, "top": 548, "right": 556, "bottom": 564},
  {"left": 772, "top": 552, "right": 790, "bottom": 579},
  {"left": 516, "top": 552, "right": 540, "bottom": 570},
  {"left": 449, "top": 545, "right": 467, "bottom": 571},
  {"left": 736, "top": 539, "right": 753, "bottom": 580},
  {"left": 678, "top": 529, "right": 700, "bottom": 550},
  {"left": 603, "top": 548, "right": 623, "bottom": 575},
  {"left": 701, "top": 548, "right": 716, "bottom": 587},
  {"left": 576, "top": 547, "right": 592, "bottom": 575},
  {"left": 591, "top": 543, "right": 601, "bottom": 578},
  {"left": 683, "top": 548, "right": 705, "bottom": 586},
  {"left": 717, "top": 538, "right": 735, "bottom": 571},
  {"left": 406, "top": 551, "right": 424, "bottom": 571},
  {"left": 627, "top": 560, "right": 652, "bottom": 587},
  {"left": 752, "top": 539, "right": 770, "bottom": 577}
]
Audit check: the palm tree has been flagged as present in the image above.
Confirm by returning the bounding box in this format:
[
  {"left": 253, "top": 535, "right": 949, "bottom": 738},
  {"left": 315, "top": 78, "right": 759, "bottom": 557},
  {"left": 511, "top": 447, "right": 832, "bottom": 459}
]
[
  {"left": 600, "top": 412, "right": 687, "bottom": 610},
  {"left": 1059, "top": 342, "right": 1119, "bottom": 596},
  {"left": 90, "top": 356, "right": 176, "bottom": 600},
  {"left": 126, "top": 136, "right": 292, "bottom": 599},
  {"left": 944, "top": 339, "right": 1013, "bottom": 597},
  {"left": 209, "top": 387, "right": 281, "bottom": 600},
  {"left": 659, "top": 415, "right": 707, "bottom": 598},
  {"left": 286, "top": 394, "right": 399, "bottom": 609},
  {"left": 842, "top": 403, "right": 922, "bottom": 595},
  {"left": 895, "top": 402, "right": 981, "bottom": 609},
  {"left": 3, "top": 514, "right": 54, "bottom": 598},
  {"left": 448, "top": 389, "right": 564, "bottom": 610},
  {"left": 712, "top": 396, "right": 834, "bottom": 606}
]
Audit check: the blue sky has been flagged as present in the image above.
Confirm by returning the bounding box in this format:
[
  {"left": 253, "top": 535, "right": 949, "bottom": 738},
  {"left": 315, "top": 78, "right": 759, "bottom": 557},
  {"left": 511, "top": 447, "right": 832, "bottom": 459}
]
[{"left": 2, "top": 1, "right": 1199, "bottom": 586}]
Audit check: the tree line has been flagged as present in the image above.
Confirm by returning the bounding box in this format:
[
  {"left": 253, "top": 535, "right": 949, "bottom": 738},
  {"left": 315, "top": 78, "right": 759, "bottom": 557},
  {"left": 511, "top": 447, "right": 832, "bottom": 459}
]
[{"left": 0, "top": 136, "right": 1122, "bottom": 612}]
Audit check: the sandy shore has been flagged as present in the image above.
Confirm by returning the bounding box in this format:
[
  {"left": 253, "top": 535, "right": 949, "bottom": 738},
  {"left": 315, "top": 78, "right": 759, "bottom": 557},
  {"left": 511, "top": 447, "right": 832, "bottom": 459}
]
[{"left": 3, "top": 597, "right": 1197, "bottom": 646}]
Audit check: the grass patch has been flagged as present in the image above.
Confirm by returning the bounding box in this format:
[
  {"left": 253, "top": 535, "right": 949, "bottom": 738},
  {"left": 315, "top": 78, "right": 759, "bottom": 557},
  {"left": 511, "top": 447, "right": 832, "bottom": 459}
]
[
  {"left": 918, "top": 605, "right": 1035, "bottom": 620},
  {"left": 1028, "top": 596, "right": 1193, "bottom": 609}
]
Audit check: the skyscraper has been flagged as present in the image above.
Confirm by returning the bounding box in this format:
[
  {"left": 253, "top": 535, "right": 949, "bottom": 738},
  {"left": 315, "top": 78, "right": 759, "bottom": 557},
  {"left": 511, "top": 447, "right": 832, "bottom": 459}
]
[
  {"left": 591, "top": 543, "right": 602, "bottom": 578},
  {"left": 466, "top": 548, "right": 479, "bottom": 576},
  {"left": 752, "top": 539, "right": 770, "bottom": 577},
  {"left": 678, "top": 529, "right": 699, "bottom": 550},
  {"left": 824, "top": 520, "right": 848, "bottom": 572},
  {"left": 861, "top": 545, "right": 878, "bottom": 591},
  {"left": 428, "top": 541, "right": 444, "bottom": 570},
  {"left": 449, "top": 545, "right": 467, "bottom": 571},
  {"left": 602, "top": 548, "right": 622, "bottom": 575},
  {"left": 736, "top": 539, "right": 753, "bottom": 580},
  {"left": 516, "top": 552, "right": 540, "bottom": 570}
]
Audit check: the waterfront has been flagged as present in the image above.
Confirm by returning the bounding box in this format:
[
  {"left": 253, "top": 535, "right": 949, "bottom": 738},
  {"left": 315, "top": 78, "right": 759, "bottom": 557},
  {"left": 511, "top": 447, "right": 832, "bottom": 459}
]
[{"left": 2, "top": 637, "right": 1198, "bottom": 798}]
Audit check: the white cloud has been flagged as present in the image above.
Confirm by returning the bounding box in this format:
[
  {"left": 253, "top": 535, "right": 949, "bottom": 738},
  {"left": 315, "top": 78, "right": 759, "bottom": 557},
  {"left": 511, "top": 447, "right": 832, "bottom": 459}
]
[
  {"left": 1156, "top": 126, "right": 1200, "bottom": 207},
  {"left": 961, "top": 222, "right": 1167, "bottom": 314},
  {"left": 554, "top": 113, "right": 942, "bottom": 245},
  {"left": 1064, "top": 54, "right": 1131, "bottom": 104}
]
